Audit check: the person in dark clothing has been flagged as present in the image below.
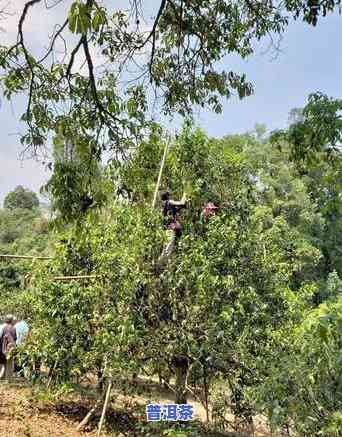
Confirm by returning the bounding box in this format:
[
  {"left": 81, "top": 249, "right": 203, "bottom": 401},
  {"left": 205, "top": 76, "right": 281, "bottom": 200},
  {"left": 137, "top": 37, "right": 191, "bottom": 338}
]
[
  {"left": 161, "top": 191, "right": 187, "bottom": 223},
  {"left": 0, "top": 315, "right": 17, "bottom": 381},
  {"left": 158, "top": 191, "right": 187, "bottom": 268}
]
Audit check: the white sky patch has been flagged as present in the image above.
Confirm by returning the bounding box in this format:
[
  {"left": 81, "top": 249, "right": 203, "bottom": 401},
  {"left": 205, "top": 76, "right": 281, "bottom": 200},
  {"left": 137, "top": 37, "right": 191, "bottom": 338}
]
[
  {"left": 0, "top": 0, "right": 154, "bottom": 73},
  {"left": 0, "top": 0, "right": 74, "bottom": 48},
  {"left": 0, "top": 145, "right": 50, "bottom": 206}
]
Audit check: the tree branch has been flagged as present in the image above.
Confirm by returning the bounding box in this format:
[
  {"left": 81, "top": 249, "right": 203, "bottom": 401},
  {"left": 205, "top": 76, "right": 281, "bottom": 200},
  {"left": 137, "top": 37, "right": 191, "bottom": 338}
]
[
  {"left": 139, "top": 0, "right": 167, "bottom": 48},
  {"left": 66, "top": 37, "right": 83, "bottom": 77},
  {"left": 18, "top": 0, "right": 43, "bottom": 46},
  {"left": 38, "top": 18, "right": 69, "bottom": 64},
  {"left": 82, "top": 34, "right": 122, "bottom": 127},
  {"left": 3, "top": 1, "right": 44, "bottom": 126},
  {"left": 82, "top": 34, "right": 105, "bottom": 119}
]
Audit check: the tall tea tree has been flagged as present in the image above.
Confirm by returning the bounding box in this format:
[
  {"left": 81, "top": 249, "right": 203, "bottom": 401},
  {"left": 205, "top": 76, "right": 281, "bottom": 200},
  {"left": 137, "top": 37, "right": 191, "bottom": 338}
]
[{"left": 23, "top": 125, "right": 318, "bottom": 420}]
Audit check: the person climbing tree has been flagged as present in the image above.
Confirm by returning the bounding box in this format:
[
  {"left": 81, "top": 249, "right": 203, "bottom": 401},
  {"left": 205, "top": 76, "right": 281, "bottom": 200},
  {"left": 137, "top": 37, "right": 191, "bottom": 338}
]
[
  {"left": 161, "top": 191, "right": 187, "bottom": 222},
  {"left": 201, "top": 202, "right": 219, "bottom": 218},
  {"left": 157, "top": 191, "right": 187, "bottom": 268}
]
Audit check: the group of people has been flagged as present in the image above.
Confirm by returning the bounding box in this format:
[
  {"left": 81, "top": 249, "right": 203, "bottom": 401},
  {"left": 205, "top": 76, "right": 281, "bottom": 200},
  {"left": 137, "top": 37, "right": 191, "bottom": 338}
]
[{"left": 0, "top": 315, "right": 29, "bottom": 381}]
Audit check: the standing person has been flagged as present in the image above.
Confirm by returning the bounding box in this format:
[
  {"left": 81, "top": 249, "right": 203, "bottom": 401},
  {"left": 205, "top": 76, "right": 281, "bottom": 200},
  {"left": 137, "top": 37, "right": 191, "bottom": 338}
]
[
  {"left": 0, "top": 320, "right": 5, "bottom": 378},
  {"left": 15, "top": 319, "right": 30, "bottom": 376},
  {"left": 15, "top": 319, "right": 29, "bottom": 345},
  {"left": 0, "top": 315, "right": 17, "bottom": 381}
]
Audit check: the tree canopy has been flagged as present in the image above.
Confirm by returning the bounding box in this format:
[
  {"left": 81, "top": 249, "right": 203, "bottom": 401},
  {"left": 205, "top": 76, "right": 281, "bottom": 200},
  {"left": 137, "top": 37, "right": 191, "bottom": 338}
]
[
  {"left": 3, "top": 185, "right": 40, "bottom": 210},
  {"left": 0, "top": 0, "right": 341, "bottom": 164},
  {"left": 0, "top": 194, "right": 51, "bottom": 316},
  {"left": 14, "top": 119, "right": 342, "bottom": 435}
]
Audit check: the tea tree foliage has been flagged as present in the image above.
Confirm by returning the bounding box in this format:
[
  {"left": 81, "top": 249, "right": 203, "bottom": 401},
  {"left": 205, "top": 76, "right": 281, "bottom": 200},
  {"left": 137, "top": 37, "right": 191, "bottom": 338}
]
[
  {"left": 1, "top": 2, "right": 340, "bottom": 229},
  {"left": 1, "top": 0, "right": 342, "bottom": 425},
  {"left": 271, "top": 93, "right": 342, "bottom": 279},
  {"left": 254, "top": 292, "right": 342, "bottom": 436},
  {"left": 271, "top": 92, "right": 342, "bottom": 164},
  {"left": 0, "top": 114, "right": 338, "bottom": 433},
  {"left": 20, "top": 123, "right": 340, "bottom": 424},
  {"left": 0, "top": 195, "right": 51, "bottom": 316}
]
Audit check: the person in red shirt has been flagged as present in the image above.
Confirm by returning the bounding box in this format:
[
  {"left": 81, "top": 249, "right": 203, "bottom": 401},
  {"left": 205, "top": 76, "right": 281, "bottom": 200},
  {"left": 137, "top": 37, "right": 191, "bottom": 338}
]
[{"left": 201, "top": 202, "right": 219, "bottom": 218}]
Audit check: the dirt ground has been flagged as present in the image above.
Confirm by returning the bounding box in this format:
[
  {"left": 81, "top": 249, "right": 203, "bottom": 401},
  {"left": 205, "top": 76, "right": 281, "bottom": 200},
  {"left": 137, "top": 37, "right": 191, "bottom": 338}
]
[
  {"left": 0, "top": 378, "right": 273, "bottom": 437},
  {"left": 0, "top": 381, "right": 98, "bottom": 437}
]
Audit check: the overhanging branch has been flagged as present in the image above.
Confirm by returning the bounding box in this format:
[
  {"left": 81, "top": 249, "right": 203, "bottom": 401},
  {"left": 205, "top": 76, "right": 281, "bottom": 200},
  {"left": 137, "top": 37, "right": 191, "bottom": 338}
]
[{"left": 38, "top": 18, "right": 69, "bottom": 64}]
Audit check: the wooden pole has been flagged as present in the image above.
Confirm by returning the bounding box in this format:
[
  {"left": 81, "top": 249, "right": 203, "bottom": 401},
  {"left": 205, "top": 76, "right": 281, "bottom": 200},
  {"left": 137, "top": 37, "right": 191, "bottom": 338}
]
[
  {"left": 77, "top": 398, "right": 102, "bottom": 431},
  {"left": 46, "top": 360, "right": 58, "bottom": 389},
  {"left": 97, "top": 378, "right": 113, "bottom": 437},
  {"left": 52, "top": 275, "right": 99, "bottom": 281},
  {"left": 0, "top": 254, "right": 52, "bottom": 260},
  {"left": 152, "top": 136, "right": 171, "bottom": 209},
  {"left": 203, "top": 365, "right": 210, "bottom": 423}
]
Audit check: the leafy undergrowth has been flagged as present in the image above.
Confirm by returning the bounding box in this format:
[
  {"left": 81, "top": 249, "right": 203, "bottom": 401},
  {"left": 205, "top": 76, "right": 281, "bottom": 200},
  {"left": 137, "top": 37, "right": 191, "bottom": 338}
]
[{"left": 0, "top": 379, "right": 272, "bottom": 437}]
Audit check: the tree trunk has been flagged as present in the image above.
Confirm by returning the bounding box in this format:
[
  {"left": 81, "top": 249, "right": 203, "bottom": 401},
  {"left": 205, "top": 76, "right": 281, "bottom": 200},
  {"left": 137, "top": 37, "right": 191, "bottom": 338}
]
[
  {"left": 174, "top": 356, "right": 188, "bottom": 404},
  {"left": 203, "top": 365, "right": 210, "bottom": 423}
]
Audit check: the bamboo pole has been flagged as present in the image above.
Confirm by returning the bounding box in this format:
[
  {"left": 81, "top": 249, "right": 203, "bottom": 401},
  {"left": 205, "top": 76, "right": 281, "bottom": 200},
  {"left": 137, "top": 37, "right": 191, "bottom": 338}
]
[
  {"left": 0, "top": 254, "right": 52, "bottom": 260},
  {"left": 203, "top": 366, "right": 210, "bottom": 423},
  {"left": 52, "top": 275, "right": 99, "bottom": 281},
  {"left": 46, "top": 360, "right": 58, "bottom": 389},
  {"left": 152, "top": 136, "right": 171, "bottom": 209},
  {"left": 97, "top": 378, "right": 113, "bottom": 437},
  {"left": 77, "top": 397, "right": 103, "bottom": 431}
]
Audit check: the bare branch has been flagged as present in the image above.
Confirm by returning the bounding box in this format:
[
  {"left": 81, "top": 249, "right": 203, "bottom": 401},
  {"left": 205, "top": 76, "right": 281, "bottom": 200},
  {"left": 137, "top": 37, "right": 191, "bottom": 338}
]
[
  {"left": 138, "top": 0, "right": 167, "bottom": 49},
  {"left": 66, "top": 37, "right": 83, "bottom": 77},
  {"left": 38, "top": 18, "right": 69, "bottom": 64},
  {"left": 82, "top": 35, "right": 101, "bottom": 110},
  {"left": 44, "top": 0, "right": 65, "bottom": 9},
  {"left": 3, "top": 1, "right": 43, "bottom": 123},
  {"left": 18, "top": 0, "right": 43, "bottom": 46}
]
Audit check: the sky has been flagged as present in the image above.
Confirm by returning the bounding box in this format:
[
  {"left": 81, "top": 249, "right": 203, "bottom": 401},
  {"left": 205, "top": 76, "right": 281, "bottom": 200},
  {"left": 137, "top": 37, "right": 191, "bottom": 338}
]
[{"left": 0, "top": 2, "right": 342, "bottom": 205}]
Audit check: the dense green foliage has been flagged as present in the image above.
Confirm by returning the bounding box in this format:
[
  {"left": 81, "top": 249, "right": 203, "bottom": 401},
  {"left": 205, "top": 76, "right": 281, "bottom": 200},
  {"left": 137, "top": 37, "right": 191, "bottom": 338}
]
[
  {"left": 271, "top": 93, "right": 342, "bottom": 279},
  {"left": 271, "top": 92, "right": 342, "bottom": 164},
  {"left": 255, "top": 282, "right": 342, "bottom": 436},
  {"left": 4, "top": 185, "right": 39, "bottom": 210},
  {"left": 1, "top": 1, "right": 341, "bottom": 433},
  {"left": 9, "top": 110, "right": 340, "bottom": 435},
  {"left": 0, "top": 201, "right": 51, "bottom": 316},
  {"left": 1, "top": 97, "right": 341, "bottom": 435},
  {"left": 0, "top": 0, "right": 341, "bottom": 172}
]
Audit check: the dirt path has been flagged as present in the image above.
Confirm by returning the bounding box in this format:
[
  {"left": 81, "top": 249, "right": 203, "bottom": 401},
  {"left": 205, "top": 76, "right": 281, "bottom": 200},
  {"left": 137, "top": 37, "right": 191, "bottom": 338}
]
[
  {"left": 0, "top": 382, "right": 99, "bottom": 437},
  {"left": 0, "top": 378, "right": 272, "bottom": 437}
]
